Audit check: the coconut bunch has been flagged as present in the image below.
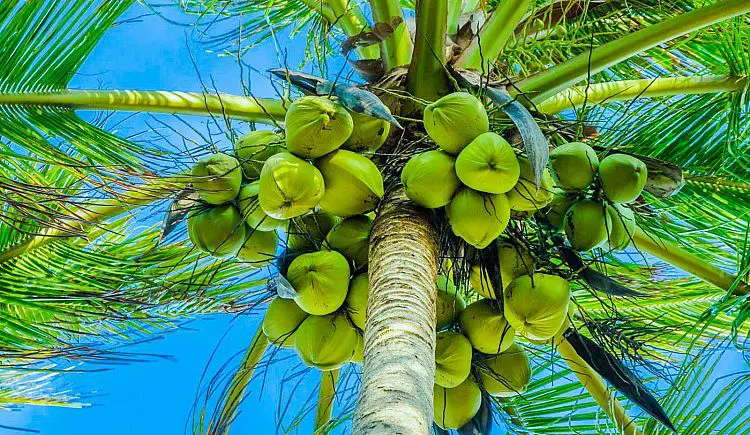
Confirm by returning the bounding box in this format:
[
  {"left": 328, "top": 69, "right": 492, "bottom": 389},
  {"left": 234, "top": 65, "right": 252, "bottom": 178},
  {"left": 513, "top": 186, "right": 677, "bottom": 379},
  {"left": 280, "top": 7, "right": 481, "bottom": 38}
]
[{"left": 543, "top": 142, "right": 645, "bottom": 252}]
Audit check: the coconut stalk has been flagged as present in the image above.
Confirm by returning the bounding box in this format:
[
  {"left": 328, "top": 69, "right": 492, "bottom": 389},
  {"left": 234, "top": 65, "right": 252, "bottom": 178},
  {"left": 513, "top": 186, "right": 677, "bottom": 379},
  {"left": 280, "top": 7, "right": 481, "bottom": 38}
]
[
  {"left": 536, "top": 75, "right": 749, "bottom": 114},
  {"left": 406, "top": 0, "right": 451, "bottom": 102},
  {"left": 514, "top": 0, "right": 750, "bottom": 103},
  {"left": 557, "top": 338, "right": 640, "bottom": 435},
  {"left": 306, "top": 0, "right": 379, "bottom": 60},
  {"left": 314, "top": 369, "right": 340, "bottom": 433},
  {"left": 352, "top": 189, "right": 439, "bottom": 435},
  {"left": 368, "top": 0, "right": 412, "bottom": 70}
]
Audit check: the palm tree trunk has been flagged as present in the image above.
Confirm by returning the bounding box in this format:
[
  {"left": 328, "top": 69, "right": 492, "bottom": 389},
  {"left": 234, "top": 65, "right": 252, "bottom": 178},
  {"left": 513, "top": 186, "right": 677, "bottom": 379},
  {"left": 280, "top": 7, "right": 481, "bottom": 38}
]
[{"left": 352, "top": 188, "right": 439, "bottom": 434}]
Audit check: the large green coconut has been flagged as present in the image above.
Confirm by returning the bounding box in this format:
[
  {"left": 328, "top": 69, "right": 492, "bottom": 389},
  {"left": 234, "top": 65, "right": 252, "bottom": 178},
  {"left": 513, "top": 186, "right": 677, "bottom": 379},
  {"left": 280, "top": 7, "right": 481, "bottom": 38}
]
[
  {"left": 563, "top": 199, "right": 611, "bottom": 251},
  {"left": 237, "top": 181, "right": 286, "bottom": 231},
  {"left": 435, "top": 331, "right": 473, "bottom": 388},
  {"left": 234, "top": 130, "right": 285, "bottom": 179},
  {"left": 507, "top": 157, "right": 556, "bottom": 211},
  {"left": 286, "top": 211, "right": 341, "bottom": 253},
  {"left": 504, "top": 273, "right": 570, "bottom": 341},
  {"left": 459, "top": 299, "right": 515, "bottom": 354},
  {"left": 436, "top": 275, "right": 466, "bottom": 330},
  {"left": 316, "top": 149, "right": 384, "bottom": 217},
  {"left": 606, "top": 203, "right": 636, "bottom": 251},
  {"left": 401, "top": 150, "right": 461, "bottom": 208},
  {"left": 423, "top": 92, "right": 489, "bottom": 155},
  {"left": 342, "top": 111, "right": 390, "bottom": 153},
  {"left": 545, "top": 189, "right": 578, "bottom": 228},
  {"left": 285, "top": 96, "right": 354, "bottom": 158},
  {"left": 598, "top": 154, "right": 648, "bottom": 203},
  {"left": 470, "top": 240, "right": 536, "bottom": 299},
  {"left": 191, "top": 153, "right": 243, "bottom": 205},
  {"left": 455, "top": 132, "right": 520, "bottom": 194},
  {"left": 286, "top": 251, "right": 351, "bottom": 315},
  {"left": 263, "top": 297, "right": 309, "bottom": 348},
  {"left": 476, "top": 342, "right": 531, "bottom": 397},
  {"left": 294, "top": 314, "right": 358, "bottom": 370},
  {"left": 324, "top": 215, "right": 373, "bottom": 269},
  {"left": 549, "top": 142, "right": 599, "bottom": 190},
  {"left": 236, "top": 226, "right": 278, "bottom": 265},
  {"left": 258, "top": 153, "right": 325, "bottom": 219},
  {"left": 446, "top": 188, "right": 511, "bottom": 249},
  {"left": 433, "top": 377, "right": 482, "bottom": 430},
  {"left": 187, "top": 204, "right": 246, "bottom": 258},
  {"left": 345, "top": 273, "right": 368, "bottom": 330}
]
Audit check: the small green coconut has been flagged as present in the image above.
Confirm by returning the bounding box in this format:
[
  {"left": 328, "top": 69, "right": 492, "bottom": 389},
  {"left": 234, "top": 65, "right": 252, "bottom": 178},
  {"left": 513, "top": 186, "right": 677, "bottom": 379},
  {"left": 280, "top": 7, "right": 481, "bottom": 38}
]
[
  {"left": 459, "top": 299, "right": 515, "bottom": 354},
  {"left": 285, "top": 96, "right": 354, "bottom": 158},
  {"left": 345, "top": 273, "right": 368, "bottom": 330},
  {"left": 470, "top": 240, "right": 536, "bottom": 299},
  {"left": 237, "top": 181, "right": 286, "bottom": 231},
  {"left": 401, "top": 150, "right": 462, "bottom": 208},
  {"left": 435, "top": 331, "right": 473, "bottom": 388},
  {"left": 324, "top": 215, "right": 373, "bottom": 269},
  {"left": 424, "top": 92, "right": 489, "bottom": 155},
  {"left": 476, "top": 342, "right": 531, "bottom": 397},
  {"left": 606, "top": 203, "right": 636, "bottom": 251},
  {"left": 545, "top": 189, "right": 578, "bottom": 228},
  {"left": 504, "top": 273, "right": 570, "bottom": 341},
  {"left": 236, "top": 226, "right": 278, "bottom": 266},
  {"left": 598, "top": 154, "right": 648, "bottom": 203},
  {"left": 507, "top": 157, "right": 556, "bottom": 211},
  {"left": 258, "top": 153, "right": 325, "bottom": 219},
  {"left": 447, "top": 188, "right": 511, "bottom": 249},
  {"left": 436, "top": 275, "right": 466, "bottom": 330},
  {"left": 342, "top": 111, "right": 390, "bottom": 153},
  {"left": 455, "top": 132, "right": 520, "bottom": 194},
  {"left": 263, "top": 297, "right": 309, "bottom": 348},
  {"left": 187, "top": 204, "right": 246, "bottom": 258},
  {"left": 294, "top": 314, "right": 358, "bottom": 370},
  {"left": 286, "top": 250, "right": 351, "bottom": 315},
  {"left": 563, "top": 199, "right": 611, "bottom": 251},
  {"left": 434, "top": 377, "right": 482, "bottom": 430},
  {"left": 316, "top": 149, "right": 384, "bottom": 217},
  {"left": 234, "top": 130, "right": 285, "bottom": 179},
  {"left": 192, "top": 153, "right": 243, "bottom": 205},
  {"left": 549, "top": 142, "right": 599, "bottom": 190},
  {"left": 286, "top": 211, "right": 341, "bottom": 253},
  {"left": 351, "top": 332, "right": 364, "bottom": 364}
]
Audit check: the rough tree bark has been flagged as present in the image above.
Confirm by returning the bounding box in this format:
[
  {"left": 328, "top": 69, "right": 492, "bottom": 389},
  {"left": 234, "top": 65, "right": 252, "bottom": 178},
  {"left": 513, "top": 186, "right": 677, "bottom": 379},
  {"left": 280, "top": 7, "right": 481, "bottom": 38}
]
[{"left": 352, "top": 188, "right": 439, "bottom": 435}]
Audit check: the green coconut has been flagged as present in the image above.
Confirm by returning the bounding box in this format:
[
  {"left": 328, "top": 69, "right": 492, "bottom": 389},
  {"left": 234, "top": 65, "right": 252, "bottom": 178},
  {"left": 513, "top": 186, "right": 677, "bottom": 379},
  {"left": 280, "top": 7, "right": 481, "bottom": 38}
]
[
  {"left": 435, "top": 331, "right": 473, "bottom": 388},
  {"left": 316, "top": 149, "right": 384, "bottom": 217},
  {"left": 598, "top": 154, "right": 648, "bottom": 203},
  {"left": 545, "top": 189, "right": 578, "bottom": 228},
  {"left": 563, "top": 199, "right": 611, "bottom": 251},
  {"left": 285, "top": 96, "right": 354, "bottom": 158},
  {"left": 286, "top": 251, "right": 351, "bottom": 315},
  {"left": 507, "top": 157, "right": 556, "bottom": 211},
  {"left": 401, "top": 150, "right": 462, "bottom": 208},
  {"left": 263, "top": 297, "right": 309, "bottom": 348},
  {"left": 434, "top": 377, "right": 482, "bottom": 430},
  {"left": 237, "top": 181, "right": 286, "bottom": 231},
  {"left": 342, "top": 111, "right": 390, "bottom": 153},
  {"left": 191, "top": 153, "right": 243, "bottom": 205},
  {"left": 436, "top": 275, "right": 466, "bottom": 330},
  {"left": 504, "top": 273, "right": 570, "bottom": 341},
  {"left": 476, "top": 342, "right": 531, "bottom": 397},
  {"left": 294, "top": 314, "right": 358, "bottom": 370},
  {"left": 187, "top": 204, "right": 246, "bottom": 258},
  {"left": 470, "top": 240, "right": 536, "bottom": 299},
  {"left": 548, "top": 142, "right": 599, "bottom": 190},
  {"left": 351, "top": 332, "right": 364, "bottom": 364},
  {"left": 286, "top": 211, "right": 341, "bottom": 253},
  {"left": 459, "top": 299, "right": 515, "bottom": 354},
  {"left": 234, "top": 130, "right": 285, "bottom": 179},
  {"left": 324, "top": 215, "right": 373, "bottom": 269},
  {"left": 606, "top": 203, "right": 636, "bottom": 251},
  {"left": 423, "top": 92, "right": 489, "bottom": 155},
  {"left": 236, "top": 226, "right": 278, "bottom": 265},
  {"left": 258, "top": 152, "right": 325, "bottom": 219},
  {"left": 345, "top": 273, "right": 369, "bottom": 330},
  {"left": 446, "top": 188, "right": 511, "bottom": 249},
  {"left": 455, "top": 132, "right": 520, "bottom": 194}
]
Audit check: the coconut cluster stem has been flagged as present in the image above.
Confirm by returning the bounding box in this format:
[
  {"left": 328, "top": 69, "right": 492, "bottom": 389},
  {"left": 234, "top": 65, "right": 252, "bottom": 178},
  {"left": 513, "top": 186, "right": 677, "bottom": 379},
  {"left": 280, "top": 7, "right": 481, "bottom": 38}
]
[
  {"left": 368, "top": 0, "right": 412, "bottom": 70},
  {"left": 406, "top": 0, "right": 450, "bottom": 102},
  {"left": 314, "top": 369, "right": 340, "bottom": 433},
  {"left": 514, "top": 0, "right": 750, "bottom": 103}
]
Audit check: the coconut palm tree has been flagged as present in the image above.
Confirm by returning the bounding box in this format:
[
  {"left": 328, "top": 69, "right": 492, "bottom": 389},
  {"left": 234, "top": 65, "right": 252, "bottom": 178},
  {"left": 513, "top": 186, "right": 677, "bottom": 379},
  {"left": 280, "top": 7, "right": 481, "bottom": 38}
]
[{"left": 0, "top": 0, "right": 748, "bottom": 434}]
